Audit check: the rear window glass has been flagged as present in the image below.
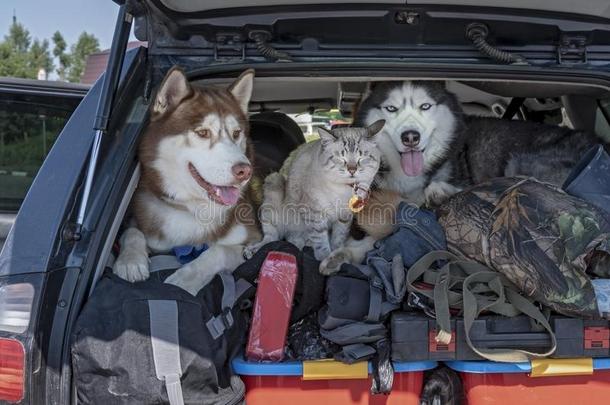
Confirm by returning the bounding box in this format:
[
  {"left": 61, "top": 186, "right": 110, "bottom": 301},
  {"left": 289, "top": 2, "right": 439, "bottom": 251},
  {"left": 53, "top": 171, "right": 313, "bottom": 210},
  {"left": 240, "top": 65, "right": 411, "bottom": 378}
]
[
  {"left": 0, "top": 99, "right": 75, "bottom": 212},
  {"left": 288, "top": 109, "right": 351, "bottom": 142}
]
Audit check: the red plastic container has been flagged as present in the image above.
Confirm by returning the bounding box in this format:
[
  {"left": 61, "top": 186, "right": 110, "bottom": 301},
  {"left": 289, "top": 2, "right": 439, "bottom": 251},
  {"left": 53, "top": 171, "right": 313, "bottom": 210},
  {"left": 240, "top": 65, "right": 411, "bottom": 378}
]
[
  {"left": 446, "top": 359, "right": 610, "bottom": 405},
  {"left": 232, "top": 358, "right": 437, "bottom": 405},
  {"left": 246, "top": 251, "right": 298, "bottom": 362}
]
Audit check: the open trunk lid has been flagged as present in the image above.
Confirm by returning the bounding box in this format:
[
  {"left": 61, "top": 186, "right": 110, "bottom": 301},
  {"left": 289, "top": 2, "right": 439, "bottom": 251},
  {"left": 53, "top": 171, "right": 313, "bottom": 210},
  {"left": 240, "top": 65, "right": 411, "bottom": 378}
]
[{"left": 125, "top": 0, "right": 610, "bottom": 68}]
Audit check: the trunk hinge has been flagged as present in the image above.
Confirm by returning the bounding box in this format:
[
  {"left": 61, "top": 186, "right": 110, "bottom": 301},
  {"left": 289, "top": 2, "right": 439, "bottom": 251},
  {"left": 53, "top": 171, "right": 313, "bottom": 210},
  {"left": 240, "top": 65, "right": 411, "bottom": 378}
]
[
  {"left": 557, "top": 35, "right": 588, "bottom": 65},
  {"left": 214, "top": 32, "right": 245, "bottom": 62}
]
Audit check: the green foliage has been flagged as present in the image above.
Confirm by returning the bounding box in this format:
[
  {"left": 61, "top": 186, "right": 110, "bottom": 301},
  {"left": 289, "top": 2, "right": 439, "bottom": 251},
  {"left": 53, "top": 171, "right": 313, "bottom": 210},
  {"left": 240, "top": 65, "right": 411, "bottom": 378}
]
[
  {"left": 66, "top": 32, "right": 100, "bottom": 82},
  {"left": 0, "top": 20, "right": 100, "bottom": 82},
  {"left": 52, "top": 31, "right": 70, "bottom": 81}
]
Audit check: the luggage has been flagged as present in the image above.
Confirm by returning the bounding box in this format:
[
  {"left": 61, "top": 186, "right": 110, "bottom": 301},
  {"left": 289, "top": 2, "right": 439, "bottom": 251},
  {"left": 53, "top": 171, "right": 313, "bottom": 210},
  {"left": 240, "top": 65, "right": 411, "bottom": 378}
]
[
  {"left": 71, "top": 266, "right": 254, "bottom": 405},
  {"left": 437, "top": 177, "right": 610, "bottom": 319},
  {"left": 233, "top": 241, "right": 325, "bottom": 324},
  {"left": 246, "top": 251, "right": 298, "bottom": 361},
  {"left": 563, "top": 144, "right": 610, "bottom": 216},
  {"left": 391, "top": 312, "right": 610, "bottom": 361},
  {"left": 446, "top": 358, "right": 610, "bottom": 405},
  {"left": 232, "top": 356, "right": 437, "bottom": 405},
  {"left": 403, "top": 250, "right": 557, "bottom": 362}
]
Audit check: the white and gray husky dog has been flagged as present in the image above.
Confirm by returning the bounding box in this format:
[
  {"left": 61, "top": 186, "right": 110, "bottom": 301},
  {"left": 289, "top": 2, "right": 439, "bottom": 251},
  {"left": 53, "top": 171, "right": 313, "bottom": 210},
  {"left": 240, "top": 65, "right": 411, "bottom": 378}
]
[
  {"left": 355, "top": 81, "right": 465, "bottom": 206},
  {"left": 319, "top": 79, "right": 604, "bottom": 274},
  {"left": 113, "top": 67, "right": 261, "bottom": 295},
  {"left": 355, "top": 80, "right": 604, "bottom": 199},
  {"left": 245, "top": 121, "right": 384, "bottom": 266}
]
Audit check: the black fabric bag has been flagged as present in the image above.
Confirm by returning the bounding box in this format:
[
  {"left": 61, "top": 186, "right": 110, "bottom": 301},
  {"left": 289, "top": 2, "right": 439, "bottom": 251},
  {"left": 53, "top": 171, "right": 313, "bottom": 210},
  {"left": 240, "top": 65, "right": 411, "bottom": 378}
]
[
  {"left": 72, "top": 268, "right": 254, "bottom": 405},
  {"left": 233, "top": 241, "right": 326, "bottom": 323}
]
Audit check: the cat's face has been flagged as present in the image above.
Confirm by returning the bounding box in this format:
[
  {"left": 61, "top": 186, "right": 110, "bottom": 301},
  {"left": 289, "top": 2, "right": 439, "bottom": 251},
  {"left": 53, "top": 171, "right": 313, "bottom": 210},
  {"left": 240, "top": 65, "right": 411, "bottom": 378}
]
[{"left": 318, "top": 121, "right": 384, "bottom": 185}]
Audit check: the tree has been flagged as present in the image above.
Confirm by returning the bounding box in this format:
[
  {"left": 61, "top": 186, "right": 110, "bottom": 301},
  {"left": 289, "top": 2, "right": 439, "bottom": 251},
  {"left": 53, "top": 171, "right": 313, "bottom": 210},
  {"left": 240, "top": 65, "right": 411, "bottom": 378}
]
[
  {"left": 0, "top": 21, "right": 32, "bottom": 78},
  {"left": 52, "top": 31, "right": 69, "bottom": 81},
  {"left": 6, "top": 21, "right": 30, "bottom": 53},
  {"left": 0, "top": 20, "right": 53, "bottom": 79},
  {"left": 66, "top": 32, "right": 100, "bottom": 83},
  {"left": 29, "top": 39, "right": 54, "bottom": 78}
]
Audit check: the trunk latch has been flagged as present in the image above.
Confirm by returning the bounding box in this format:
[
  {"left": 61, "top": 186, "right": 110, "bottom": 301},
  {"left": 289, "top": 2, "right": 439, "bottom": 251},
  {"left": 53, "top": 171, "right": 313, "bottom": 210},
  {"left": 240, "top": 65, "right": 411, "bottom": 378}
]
[
  {"left": 214, "top": 32, "right": 245, "bottom": 62},
  {"left": 557, "top": 35, "right": 588, "bottom": 65}
]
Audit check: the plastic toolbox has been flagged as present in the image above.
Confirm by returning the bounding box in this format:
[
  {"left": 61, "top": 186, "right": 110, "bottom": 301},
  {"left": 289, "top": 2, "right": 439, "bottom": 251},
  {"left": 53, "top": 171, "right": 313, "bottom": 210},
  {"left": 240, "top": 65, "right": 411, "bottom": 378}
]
[
  {"left": 445, "top": 358, "right": 610, "bottom": 405},
  {"left": 232, "top": 356, "right": 437, "bottom": 405},
  {"left": 391, "top": 312, "right": 610, "bottom": 361}
]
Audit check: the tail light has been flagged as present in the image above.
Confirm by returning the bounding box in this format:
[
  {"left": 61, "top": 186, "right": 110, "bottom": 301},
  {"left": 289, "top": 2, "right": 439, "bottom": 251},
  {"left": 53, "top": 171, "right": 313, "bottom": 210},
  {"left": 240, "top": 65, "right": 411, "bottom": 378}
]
[
  {"left": 0, "top": 283, "right": 35, "bottom": 334},
  {"left": 0, "top": 338, "right": 25, "bottom": 402},
  {"left": 0, "top": 274, "right": 43, "bottom": 404}
]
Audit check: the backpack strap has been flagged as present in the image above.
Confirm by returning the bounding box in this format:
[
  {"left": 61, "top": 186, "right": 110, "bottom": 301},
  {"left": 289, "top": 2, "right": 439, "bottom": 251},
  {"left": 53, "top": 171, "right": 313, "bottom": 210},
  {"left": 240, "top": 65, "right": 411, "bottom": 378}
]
[
  {"left": 407, "top": 251, "right": 557, "bottom": 362},
  {"left": 206, "top": 272, "right": 253, "bottom": 340},
  {"left": 148, "top": 300, "right": 185, "bottom": 405}
]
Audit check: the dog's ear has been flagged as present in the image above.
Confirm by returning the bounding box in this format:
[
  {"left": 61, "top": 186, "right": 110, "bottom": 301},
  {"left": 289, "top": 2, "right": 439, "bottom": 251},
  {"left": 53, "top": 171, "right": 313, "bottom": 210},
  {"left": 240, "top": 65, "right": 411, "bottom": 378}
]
[
  {"left": 361, "top": 82, "right": 377, "bottom": 100},
  {"left": 153, "top": 67, "right": 192, "bottom": 117},
  {"left": 318, "top": 127, "right": 337, "bottom": 147},
  {"left": 366, "top": 119, "right": 385, "bottom": 139},
  {"left": 229, "top": 69, "right": 255, "bottom": 114}
]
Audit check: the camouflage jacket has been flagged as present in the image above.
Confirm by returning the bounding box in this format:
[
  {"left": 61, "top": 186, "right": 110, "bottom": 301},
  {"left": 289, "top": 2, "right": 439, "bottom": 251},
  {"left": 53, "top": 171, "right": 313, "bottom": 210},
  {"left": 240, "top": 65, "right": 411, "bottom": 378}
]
[{"left": 437, "top": 177, "right": 610, "bottom": 318}]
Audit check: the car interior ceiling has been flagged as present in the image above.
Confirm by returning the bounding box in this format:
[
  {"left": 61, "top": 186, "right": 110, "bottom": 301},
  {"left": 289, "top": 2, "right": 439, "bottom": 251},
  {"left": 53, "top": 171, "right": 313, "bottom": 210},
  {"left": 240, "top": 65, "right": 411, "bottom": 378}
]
[{"left": 88, "top": 76, "right": 610, "bottom": 295}]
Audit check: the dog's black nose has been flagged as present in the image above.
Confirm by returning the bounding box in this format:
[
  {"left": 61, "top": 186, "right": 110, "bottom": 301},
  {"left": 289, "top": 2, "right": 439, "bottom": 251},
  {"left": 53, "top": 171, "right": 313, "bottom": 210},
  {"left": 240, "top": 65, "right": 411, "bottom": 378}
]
[{"left": 401, "top": 130, "right": 421, "bottom": 147}]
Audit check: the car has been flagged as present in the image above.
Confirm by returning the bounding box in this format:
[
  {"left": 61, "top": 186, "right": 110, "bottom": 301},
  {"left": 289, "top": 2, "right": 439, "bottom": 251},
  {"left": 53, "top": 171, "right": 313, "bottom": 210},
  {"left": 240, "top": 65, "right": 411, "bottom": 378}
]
[
  {"left": 0, "top": 77, "right": 88, "bottom": 251},
  {"left": 1, "top": 0, "right": 610, "bottom": 404}
]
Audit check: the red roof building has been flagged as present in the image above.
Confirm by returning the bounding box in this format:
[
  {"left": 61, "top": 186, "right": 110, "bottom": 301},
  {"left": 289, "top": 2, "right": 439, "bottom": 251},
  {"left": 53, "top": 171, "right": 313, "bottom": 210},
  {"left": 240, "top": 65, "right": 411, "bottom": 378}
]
[{"left": 81, "top": 41, "right": 147, "bottom": 84}]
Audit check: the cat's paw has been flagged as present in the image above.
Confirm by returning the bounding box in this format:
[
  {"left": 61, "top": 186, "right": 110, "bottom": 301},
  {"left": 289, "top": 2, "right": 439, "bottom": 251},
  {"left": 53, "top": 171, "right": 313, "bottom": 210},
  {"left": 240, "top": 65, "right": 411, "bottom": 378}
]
[
  {"left": 319, "top": 249, "right": 351, "bottom": 275},
  {"left": 424, "top": 181, "right": 461, "bottom": 206},
  {"left": 243, "top": 242, "right": 264, "bottom": 260},
  {"left": 113, "top": 249, "right": 150, "bottom": 282},
  {"left": 313, "top": 245, "right": 332, "bottom": 261}
]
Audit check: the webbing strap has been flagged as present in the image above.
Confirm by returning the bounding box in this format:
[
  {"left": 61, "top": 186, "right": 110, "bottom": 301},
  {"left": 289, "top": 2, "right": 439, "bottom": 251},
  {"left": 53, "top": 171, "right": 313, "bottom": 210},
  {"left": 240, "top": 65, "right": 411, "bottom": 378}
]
[
  {"left": 219, "top": 272, "right": 236, "bottom": 311},
  {"left": 205, "top": 272, "right": 245, "bottom": 340},
  {"left": 366, "top": 285, "right": 383, "bottom": 322},
  {"left": 337, "top": 343, "right": 377, "bottom": 363},
  {"left": 149, "top": 255, "right": 182, "bottom": 273},
  {"left": 407, "top": 251, "right": 557, "bottom": 362},
  {"left": 148, "top": 300, "right": 184, "bottom": 405}
]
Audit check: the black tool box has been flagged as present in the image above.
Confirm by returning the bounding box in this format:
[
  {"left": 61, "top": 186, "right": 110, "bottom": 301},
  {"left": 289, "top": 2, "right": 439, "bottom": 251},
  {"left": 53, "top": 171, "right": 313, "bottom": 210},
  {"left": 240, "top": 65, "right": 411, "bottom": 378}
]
[{"left": 391, "top": 312, "right": 610, "bottom": 361}]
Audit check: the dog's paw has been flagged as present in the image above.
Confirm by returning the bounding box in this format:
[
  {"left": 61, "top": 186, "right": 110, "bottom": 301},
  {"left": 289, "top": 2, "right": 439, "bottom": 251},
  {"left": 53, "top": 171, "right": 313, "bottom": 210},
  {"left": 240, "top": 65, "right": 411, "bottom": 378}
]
[
  {"left": 319, "top": 249, "right": 351, "bottom": 275},
  {"left": 113, "top": 250, "right": 150, "bottom": 282},
  {"left": 424, "top": 181, "right": 461, "bottom": 206}
]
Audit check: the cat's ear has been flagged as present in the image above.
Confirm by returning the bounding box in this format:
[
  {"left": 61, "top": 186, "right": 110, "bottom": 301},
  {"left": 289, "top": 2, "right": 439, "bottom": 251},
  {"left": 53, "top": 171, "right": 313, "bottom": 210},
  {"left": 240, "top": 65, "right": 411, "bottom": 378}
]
[
  {"left": 366, "top": 119, "right": 385, "bottom": 139},
  {"left": 318, "top": 127, "right": 337, "bottom": 147}
]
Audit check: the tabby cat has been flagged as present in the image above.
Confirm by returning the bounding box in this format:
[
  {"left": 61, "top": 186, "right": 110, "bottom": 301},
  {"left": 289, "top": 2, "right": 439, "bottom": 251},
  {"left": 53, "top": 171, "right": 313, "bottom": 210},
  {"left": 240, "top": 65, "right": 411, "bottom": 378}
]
[{"left": 245, "top": 120, "right": 385, "bottom": 265}]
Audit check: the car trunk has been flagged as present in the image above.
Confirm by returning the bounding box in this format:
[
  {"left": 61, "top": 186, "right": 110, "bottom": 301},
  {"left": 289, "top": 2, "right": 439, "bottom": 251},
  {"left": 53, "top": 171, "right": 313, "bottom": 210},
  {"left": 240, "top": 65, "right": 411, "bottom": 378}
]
[{"left": 64, "top": 1, "right": 610, "bottom": 403}]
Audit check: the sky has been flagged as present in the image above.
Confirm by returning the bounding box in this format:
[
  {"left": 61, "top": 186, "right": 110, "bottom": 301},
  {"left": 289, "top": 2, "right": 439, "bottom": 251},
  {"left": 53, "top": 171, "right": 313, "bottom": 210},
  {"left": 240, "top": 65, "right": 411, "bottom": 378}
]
[{"left": 0, "top": 0, "right": 133, "bottom": 51}]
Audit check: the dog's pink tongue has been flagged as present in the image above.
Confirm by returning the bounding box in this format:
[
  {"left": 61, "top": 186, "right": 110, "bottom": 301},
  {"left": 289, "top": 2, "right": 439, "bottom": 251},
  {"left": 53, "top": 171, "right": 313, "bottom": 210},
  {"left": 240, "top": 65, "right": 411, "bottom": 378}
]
[
  {"left": 401, "top": 151, "right": 424, "bottom": 177},
  {"left": 216, "top": 186, "right": 240, "bottom": 205}
]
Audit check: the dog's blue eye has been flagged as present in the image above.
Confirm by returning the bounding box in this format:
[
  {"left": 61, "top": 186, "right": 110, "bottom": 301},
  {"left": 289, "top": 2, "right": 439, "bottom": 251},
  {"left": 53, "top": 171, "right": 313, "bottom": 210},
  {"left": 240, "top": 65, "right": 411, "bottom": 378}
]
[
  {"left": 420, "top": 103, "right": 432, "bottom": 111},
  {"left": 384, "top": 106, "right": 398, "bottom": 113}
]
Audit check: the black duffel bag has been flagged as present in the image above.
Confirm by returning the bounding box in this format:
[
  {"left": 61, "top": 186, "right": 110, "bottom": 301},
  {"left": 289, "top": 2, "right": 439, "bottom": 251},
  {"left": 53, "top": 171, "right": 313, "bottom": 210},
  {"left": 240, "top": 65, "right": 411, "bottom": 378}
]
[{"left": 72, "top": 261, "right": 254, "bottom": 405}]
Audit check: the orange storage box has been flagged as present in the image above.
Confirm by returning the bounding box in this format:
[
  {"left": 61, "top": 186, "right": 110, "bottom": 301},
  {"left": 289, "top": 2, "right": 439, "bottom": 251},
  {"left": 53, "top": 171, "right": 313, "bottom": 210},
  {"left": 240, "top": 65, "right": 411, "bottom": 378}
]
[
  {"left": 232, "top": 357, "right": 437, "bottom": 405},
  {"left": 445, "top": 358, "right": 610, "bottom": 405}
]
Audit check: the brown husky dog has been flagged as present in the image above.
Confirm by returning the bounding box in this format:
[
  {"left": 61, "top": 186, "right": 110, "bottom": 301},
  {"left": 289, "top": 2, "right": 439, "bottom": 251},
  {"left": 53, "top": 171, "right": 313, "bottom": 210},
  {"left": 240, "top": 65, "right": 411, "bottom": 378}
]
[{"left": 113, "top": 67, "right": 260, "bottom": 295}]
